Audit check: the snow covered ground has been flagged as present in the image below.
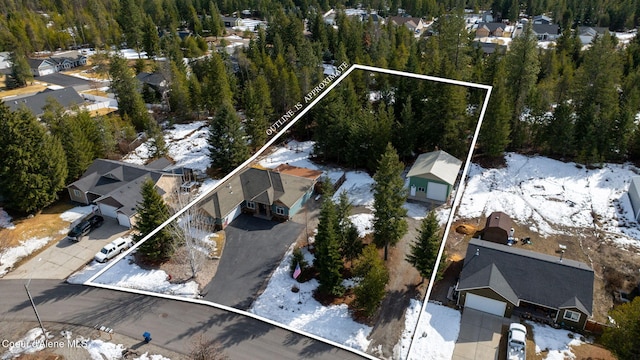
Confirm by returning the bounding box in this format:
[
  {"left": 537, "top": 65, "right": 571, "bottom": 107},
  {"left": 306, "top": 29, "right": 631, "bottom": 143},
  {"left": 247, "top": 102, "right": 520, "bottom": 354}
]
[
  {"left": 0, "top": 327, "right": 169, "bottom": 360},
  {"left": 396, "top": 300, "right": 461, "bottom": 360},
  {"left": 249, "top": 246, "right": 372, "bottom": 352},
  {"left": 0, "top": 207, "right": 15, "bottom": 229},
  {"left": 457, "top": 152, "right": 640, "bottom": 247},
  {"left": 528, "top": 322, "right": 589, "bottom": 360},
  {"left": 123, "top": 121, "right": 210, "bottom": 174}
]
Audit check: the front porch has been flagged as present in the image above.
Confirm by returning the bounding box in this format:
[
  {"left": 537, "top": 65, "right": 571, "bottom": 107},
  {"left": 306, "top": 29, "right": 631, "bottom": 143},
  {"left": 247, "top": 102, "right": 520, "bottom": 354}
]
[{"left": 512, "top": 302, "right": 559, "bottom": 327}]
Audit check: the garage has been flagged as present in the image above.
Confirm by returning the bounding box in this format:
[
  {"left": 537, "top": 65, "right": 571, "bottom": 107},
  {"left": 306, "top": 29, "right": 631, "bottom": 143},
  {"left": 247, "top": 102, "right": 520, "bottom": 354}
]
[
  {"left": 98, "top": 203, "right": 118, "bottom": 218},
  {"left": 117, "top": 212, "right": 132, "bottom": 228},
  {"left": 223, "top": 204, "right": 243, "bottom": 228},
  {"left": 464, "top": 293, "right": 507, "bottom": 317},
  {"left": 426, "top": 182, "right": 449, "bottom": 202}
]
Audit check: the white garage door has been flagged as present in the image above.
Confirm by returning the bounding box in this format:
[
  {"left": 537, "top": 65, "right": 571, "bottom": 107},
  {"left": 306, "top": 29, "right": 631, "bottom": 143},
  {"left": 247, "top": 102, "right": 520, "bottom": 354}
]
[
  {"left": 426, "top": 182, "right": 448, "bottom": 202},
  {"left": 465, "top": 293, "right": 507, "bottom": 317},
  {"left": 98, "top": 203, "right": 118, "bottom": 218},
  {"left": 223, "top": 204, "right": 243, "bottom": 227},
  {"left": 117, "top": 212, "right": 131, "bottom": 228}
]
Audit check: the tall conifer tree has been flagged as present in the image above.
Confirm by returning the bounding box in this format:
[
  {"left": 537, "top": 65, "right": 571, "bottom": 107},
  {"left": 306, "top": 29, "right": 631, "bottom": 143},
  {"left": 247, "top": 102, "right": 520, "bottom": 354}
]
[
  {"left": 208, "top": 102, "right": 249, "bottom": 173},
  {"left": 134, "top": 178, "right": 174, "bottom": 262}
]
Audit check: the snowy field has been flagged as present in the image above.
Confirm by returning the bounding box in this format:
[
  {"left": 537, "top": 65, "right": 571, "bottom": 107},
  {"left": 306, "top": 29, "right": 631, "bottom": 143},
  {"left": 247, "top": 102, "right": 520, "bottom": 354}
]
[
  {"left": 0, "top": 327, "right": 169, "bottom": 360},
  {"left": 528, "top": 322, "right": 589, "bottom": 360},
  {"left": 249, "top": 246, "right": 372, "bottom": 352},
  {"left": 457, "top": 152, "right": 640, "bottom": 247},
  {"left": 123, "top": 121, "right": 210, "bottom": 174}
]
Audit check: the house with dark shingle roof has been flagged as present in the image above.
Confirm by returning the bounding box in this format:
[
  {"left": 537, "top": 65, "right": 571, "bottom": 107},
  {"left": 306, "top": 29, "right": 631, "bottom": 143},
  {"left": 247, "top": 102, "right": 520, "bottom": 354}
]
[
  {"left": 532, "top": 23, "right": 560, "bottom": 40},
  {"left": 198, "top": 165, "right": 322, "bottom": 229},
  {"left": 456, "top": 239, "right": 594, "bottom": 330},
  {"left": 475, "top": 22, "right": 507, "bottom": 37},
  {"left": 407, "top": 150, "right": 462, "bottom": 203},
  {"left": 3, "top": 87, "right": 84, "bottom": 118},
  {"left": 27, "top": 58, "right": 57, "bottom": 76},
  {"left": 67, "top": 159, "right": 182, "bottom": 228}
]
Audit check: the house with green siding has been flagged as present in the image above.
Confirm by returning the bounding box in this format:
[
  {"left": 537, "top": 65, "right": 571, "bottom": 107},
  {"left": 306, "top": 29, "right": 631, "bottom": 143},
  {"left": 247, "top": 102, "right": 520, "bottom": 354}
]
[
  {"left": 406, "top": 150, "right": 462, "bottom": 203},
  {"left": 198, "top": 164, "right": 322, "bottom": 229}
]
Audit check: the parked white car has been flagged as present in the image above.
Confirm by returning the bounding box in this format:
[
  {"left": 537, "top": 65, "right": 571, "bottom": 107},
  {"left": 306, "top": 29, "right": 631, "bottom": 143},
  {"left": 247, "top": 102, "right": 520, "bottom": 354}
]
[
  {"left": 507, "top": 323, "right": 527, "bottom": 360},
  {"left": 94, "top": 237, "right": 133, "bottom": 263}
]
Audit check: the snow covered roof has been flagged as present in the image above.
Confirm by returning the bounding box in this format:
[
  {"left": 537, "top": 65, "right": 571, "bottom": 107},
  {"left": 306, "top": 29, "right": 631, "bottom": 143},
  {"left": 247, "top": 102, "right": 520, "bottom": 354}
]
[{"left": 406, "top": 150, "right": 462, "bottom": 185}]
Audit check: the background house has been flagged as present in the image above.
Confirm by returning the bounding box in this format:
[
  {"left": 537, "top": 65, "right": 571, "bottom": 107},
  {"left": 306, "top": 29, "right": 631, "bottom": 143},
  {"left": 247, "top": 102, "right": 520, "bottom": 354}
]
[
  {"left": 532, "top": 24, "right": 560, "bottom": 40},
  {"left": 475, "top": 22, "right": 506, "bottom": 37},
  {"left": 3, "top": 87, "right": 84, "bottom": 118},
  {"left": 28, "top": 58, "right": 57, "bottom": 76},
  {"left": 628, "top": 176, "right": 640, "bottom": 221},
  {"left": 388, "top": 16, "right": 425, "bottom": 35},
  {"left": 481, "top": 211, "right": 512, "bottom": 244},
  {"left": 456, "top": 239, "right": 594, "bottom": 330},
  {"left": 67, "top": 159, "right": 182, "bottom": 228},
  {"left": 198, "top": 165, "right": 322, "bottom": 229},
  {"left": 406, "top": 150, "right": 462, "bottom": 203}
]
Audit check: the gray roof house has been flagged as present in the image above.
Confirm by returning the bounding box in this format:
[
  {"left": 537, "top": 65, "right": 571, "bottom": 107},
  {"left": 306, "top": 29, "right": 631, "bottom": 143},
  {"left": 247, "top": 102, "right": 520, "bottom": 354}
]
[
  {"left": 578, "top": 26, "right": 609, "bottom": 45},
  {"left": 27, "top": 58, "right": 57, "bottom": 76},
  {"left": 388, "top": 16, "right": 426, "bottom": 35},
  {"left": 407, "top": 150, "right": 462, "bottom": 203},
  {"left": 67, "top": 159, "right": 182, "bottom": 228},
  {"left": 456, "top": 239, "right": 594, "bottom": 330},
  {"left": 532, "top": 24, "right": 560, "bottom": 40},
  {"left": 533, "top": 15, "right": 553, "bottom": 24},
  {"left": 198, "top": 165, "right": 322, "bottom": 229},
  {"left": 628, "top": 177, "right": 640, "bottom": 222},
  {"left": 3, "top": 87, "right": 84, "bottom": 118}
]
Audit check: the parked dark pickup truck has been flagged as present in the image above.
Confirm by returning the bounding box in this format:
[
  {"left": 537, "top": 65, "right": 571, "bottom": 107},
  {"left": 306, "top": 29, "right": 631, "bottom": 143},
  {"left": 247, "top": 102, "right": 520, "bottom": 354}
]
[{"left": 67, "top": 215, "right": 104, "bottom": 241}]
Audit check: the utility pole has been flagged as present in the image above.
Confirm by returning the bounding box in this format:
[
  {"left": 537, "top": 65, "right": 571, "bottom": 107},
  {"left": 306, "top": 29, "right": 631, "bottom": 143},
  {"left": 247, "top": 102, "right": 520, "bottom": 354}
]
[{"left": 24, "top": 281, "right": 46, "bottom": 337}]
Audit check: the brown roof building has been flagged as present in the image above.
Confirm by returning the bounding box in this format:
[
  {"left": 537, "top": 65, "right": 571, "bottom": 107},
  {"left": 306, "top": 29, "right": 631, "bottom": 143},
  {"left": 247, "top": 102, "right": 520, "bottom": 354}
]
[{"left": 482, "top": 211, "right": 512, "bottom": 244}]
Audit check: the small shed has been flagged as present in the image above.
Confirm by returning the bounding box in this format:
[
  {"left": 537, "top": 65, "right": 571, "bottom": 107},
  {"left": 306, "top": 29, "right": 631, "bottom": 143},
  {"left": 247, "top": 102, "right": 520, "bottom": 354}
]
[
  {"left": 407, "top": 150, "right": 462, "bottom": 203},
  {"left": 628, "top": 177, "right": 640, "bottom": 221},
  {"left": 482, "top": 211, "right": 512, "bottom": 244}
]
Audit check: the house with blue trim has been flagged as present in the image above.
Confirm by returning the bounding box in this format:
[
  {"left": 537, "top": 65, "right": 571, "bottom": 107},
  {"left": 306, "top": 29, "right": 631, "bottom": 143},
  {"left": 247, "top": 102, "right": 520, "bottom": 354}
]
[
  {"left": 198, "top": 164, "right": 322, "bottom": 229},
  {"left": 407, "top": 150, "right": 462, "bottom": 203}
]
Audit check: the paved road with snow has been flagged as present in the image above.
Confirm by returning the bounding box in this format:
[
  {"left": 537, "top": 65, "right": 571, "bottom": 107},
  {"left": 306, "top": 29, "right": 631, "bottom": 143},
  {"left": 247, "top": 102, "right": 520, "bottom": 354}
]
[{"left": 0, "top": 280, "right": 367, "bottom": 359}]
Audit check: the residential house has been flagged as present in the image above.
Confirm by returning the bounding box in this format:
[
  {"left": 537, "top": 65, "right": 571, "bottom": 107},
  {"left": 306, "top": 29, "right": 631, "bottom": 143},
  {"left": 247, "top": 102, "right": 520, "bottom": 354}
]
[
  {"left": 198, "top": 165, "right": 322, "bottom": 229},
  {"left": 627, "top": 177, "right": 640, "bottom": 221},
  {"left": 388, "top": 16, "right": 426, "bottom": 35},
  {"left": 406, "top": 150, "right": 462, "bottom": 203},
  {"left": 221, "top": 16, "right": 243, "bottom": 28},
  {"left": 136, "top": 72, "right": 169, "bottom": 101},
  {"left": 27, "top": 58, "right": 57, "bottom": 76},
  {"left": 481, "top": 211, "right": 512, "bottom": 244},
  {"left": 49, "top": 53, "right": 87, "bottom": 71},
  {"left": 533, "top": 15, "right": 553, "bottom": 24},
  {"left": 578, "top": 26, "right": 609, "bottom": 45},
  {"left": 3, "top": 87, "right": 84, "bottom": 118},
  {"left": 0, "top": 52, "right": 11, "bottom": 73},
  {"left": 532, "top": 24, "right": 560, "bottom": 41},
  {"left": 67, "top": 159, "right": 182, "bottom": 228},
  {"left": 475, "top": 22, "right": 507, "bottom": 38},
  {"left": 472, "top": 41, "right": 507, "bottom": 55},
  {"left": 456, "top": 239, "right": 594, "bottom": 330}
]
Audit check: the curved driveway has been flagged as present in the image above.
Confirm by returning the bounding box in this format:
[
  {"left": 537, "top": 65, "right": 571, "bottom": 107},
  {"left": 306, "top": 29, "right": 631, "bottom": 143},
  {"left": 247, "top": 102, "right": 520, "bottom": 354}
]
[{"left": 0, "top": 280, "right": 368, "bottom": 359}]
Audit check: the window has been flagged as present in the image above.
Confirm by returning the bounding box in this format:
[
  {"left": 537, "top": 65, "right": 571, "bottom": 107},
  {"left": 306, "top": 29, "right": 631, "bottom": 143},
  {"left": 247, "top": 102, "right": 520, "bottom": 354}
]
[
  {"left": 73, "top": 189, "right": 82, "bottom": 198},
  {"left": 563, "top": 310, "right": 581, "bottom": 322},
  {"left": 417, "top": 187, "right": 426, "bottom": 192},
  {"left": 246, "top": 201, "right": 255, "bottom": 210},
  {"left": 275, "top": 206, "right": 286, "bottom": 216}
]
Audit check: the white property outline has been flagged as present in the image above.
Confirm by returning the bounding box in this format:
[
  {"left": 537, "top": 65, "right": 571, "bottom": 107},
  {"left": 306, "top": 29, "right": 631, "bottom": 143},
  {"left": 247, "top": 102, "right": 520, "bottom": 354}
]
[{"left": 84, "top": 64, "right": 492, "bottom": 360}]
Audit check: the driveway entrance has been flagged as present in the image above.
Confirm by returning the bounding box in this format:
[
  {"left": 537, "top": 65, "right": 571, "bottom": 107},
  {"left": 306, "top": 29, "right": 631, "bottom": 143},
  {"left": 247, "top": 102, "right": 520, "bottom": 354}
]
[{"left": 452, "top": 308, "right": 513, "bottom": 360}]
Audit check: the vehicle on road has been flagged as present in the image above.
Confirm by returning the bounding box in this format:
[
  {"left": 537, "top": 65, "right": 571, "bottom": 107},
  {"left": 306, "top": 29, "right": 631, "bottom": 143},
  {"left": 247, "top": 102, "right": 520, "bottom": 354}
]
[
  {"left": 94, "top": 237, "right": 133, "bottom": 263},
  {"left": 507, "top": 323, "right": 527, "bottom": 360},
  {"left": 68, "top": 215, "right": 104, "bottom": 241}
]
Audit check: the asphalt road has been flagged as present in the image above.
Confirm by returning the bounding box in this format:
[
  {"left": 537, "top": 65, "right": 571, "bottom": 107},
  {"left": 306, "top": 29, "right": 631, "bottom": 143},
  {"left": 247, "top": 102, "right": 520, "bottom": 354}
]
[
  {"left": 0, "top": 280, "right": 367, "bottom": 359},
  {"left": 202, "top": 215, "right": 304, "bottom": 309}
]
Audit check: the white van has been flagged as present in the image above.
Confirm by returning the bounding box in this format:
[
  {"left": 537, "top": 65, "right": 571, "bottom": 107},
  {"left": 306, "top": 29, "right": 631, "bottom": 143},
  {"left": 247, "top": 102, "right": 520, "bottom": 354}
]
[{"left": 94, "top": 237, "right": 133, "bottom": 263}]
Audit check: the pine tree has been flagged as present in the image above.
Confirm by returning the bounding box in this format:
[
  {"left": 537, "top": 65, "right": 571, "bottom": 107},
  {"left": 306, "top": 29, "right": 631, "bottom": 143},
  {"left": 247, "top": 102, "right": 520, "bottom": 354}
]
[
  {"left": 118, "top": 0, "right": 144, "bottom": 56},
  {"left": 109, "top": 55, "right": 152, "bottom": 131},
  {"left": 406, "top": 211, "right": 443, "bottom": 283},
  {"left": 313, "top": 192, "right": 344, "bottom": 297},
  {"left": 208, "top": 101, "right": 249, "bottom": 174},
  {"left": 353, "top": 245, "right": 389, "bottom": 317},
  {"left": 335, "top": 191, "right": 363, "bottom": 263},
  {"left": 505, "top": 22, "right": 540, "bottom": 150},
  {"left": 372, "top": 143, "right": 408, "bottom": 260},
  {"left": 0, "top": 105, "right": 67, "bottom": 213},
  {"left": 480, "top": 55, "right": 511, "bottom": 157},
  {"left": 168, "top": 61, "right": 191, "bottom": 120},
  {"left": 134, "top": 178, "right": 174, "bottom": 262},
  {"left": 601, "top": 297, "right": 640, "bottom": 360},
  {"left": 8, "top": 51, "right": 33, "bottom": 89},
  {"left": 142, "top": 15, "right": 160, "bottom": 59},
  {"left": 243, "top": 76, "right": 272, "bottom": 150}
]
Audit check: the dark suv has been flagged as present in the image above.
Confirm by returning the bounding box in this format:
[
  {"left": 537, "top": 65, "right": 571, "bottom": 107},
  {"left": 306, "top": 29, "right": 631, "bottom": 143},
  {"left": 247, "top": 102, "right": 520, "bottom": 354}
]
[{"left": 68, "top": 215, "right": 104, "bottom": 241}]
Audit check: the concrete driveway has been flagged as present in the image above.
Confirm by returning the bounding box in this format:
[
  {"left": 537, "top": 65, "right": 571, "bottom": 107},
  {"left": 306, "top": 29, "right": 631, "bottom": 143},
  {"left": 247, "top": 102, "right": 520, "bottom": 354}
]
[
  {"left": 3, "top": 217, "right": 129, "bottom": 280},
  {"left": 202, "top": 214, "right": 304, "bottom": 309},
  {"left": 452, "top": 308, "right": 513, "bottom": 360}
]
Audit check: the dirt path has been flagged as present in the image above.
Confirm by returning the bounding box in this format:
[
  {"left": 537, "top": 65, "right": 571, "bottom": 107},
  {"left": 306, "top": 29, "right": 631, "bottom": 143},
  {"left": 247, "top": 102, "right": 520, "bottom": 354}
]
[{"left": 367, "top": 217, "right": 424, "bottom": 359}]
